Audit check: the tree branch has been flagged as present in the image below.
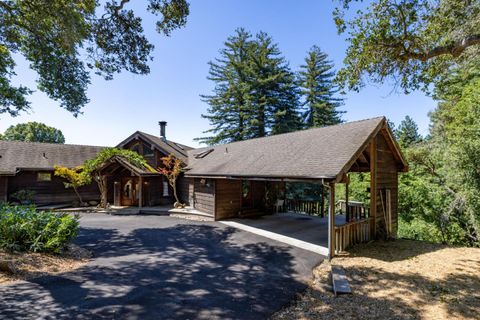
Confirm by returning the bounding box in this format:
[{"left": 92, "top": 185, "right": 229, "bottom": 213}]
[{"left": 399, "top": 34, "right": 480, "bottom": 62}]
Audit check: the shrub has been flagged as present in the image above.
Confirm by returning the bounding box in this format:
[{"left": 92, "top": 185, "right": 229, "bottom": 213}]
[
  {"left": 0, "top": 204, "right": 79, "bottom": 253},
  {"left": 10, "top": 189, "right": 36, "bottom": 204}
]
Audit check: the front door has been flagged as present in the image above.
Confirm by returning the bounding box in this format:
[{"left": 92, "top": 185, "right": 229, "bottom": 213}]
[{"left": 121, "top": 177, "right": 139, "bottom": 206}]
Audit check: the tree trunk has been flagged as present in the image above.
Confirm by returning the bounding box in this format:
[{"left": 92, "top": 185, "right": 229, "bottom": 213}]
[
  {"left": 96, "top": 175, "right": 108, "bottom": 208},
  {"left": 73, "top": 186, "right": 84, "bottom": 205},
  {"left": 171, "top": 178, "right": 180, "bottom": 204}
]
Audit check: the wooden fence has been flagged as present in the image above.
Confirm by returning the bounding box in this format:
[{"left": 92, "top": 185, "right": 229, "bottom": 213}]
[
  {"left": 334, "top": 217, "right": 373, "bottom": 254},
  {"left": 284, "top": 199, "right": 324, "bottom": 216},
  {"left": 337, "top": 200, "right": 370, "bottom": 222}
]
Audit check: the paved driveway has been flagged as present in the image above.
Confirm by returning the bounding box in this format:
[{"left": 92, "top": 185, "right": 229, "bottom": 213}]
[{"left": 0, "top": 214, "right": 323, "bottom": 320}]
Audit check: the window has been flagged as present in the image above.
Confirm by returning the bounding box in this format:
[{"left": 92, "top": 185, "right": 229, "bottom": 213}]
[
  {"left": 163, "top": 181, "right": 169, "bottom": 197},
  {"left": 143, "top": 144, "right": 154, "bottom": 157},
  {"left": 131, "top": 143, "right": 140, "bottom": 154},
  {"left": 37, "top": 172, "right": 52, "bottom": 182}
]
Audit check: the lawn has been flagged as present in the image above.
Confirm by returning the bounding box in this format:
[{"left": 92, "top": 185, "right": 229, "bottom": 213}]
[{"left": 273, "top": 239, "right": 480, "bottom": 320}]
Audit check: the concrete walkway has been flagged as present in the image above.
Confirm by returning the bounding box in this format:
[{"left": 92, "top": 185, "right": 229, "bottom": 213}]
[{"left": 221, "top": 212, "right": 346, "bottom": 255}]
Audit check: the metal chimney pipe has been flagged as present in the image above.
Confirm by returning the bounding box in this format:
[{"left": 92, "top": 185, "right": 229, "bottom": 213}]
[{"left": 159, "top": 121, "right": 167, "bottom": 139}]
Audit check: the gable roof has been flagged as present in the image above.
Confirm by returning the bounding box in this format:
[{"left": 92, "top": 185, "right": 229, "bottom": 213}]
[
  {"left": 97, "top": 155, "right": 160, "bottom": 177},
  {"left": 185, "top": 117, "right": 407, "bottom": 181},
  {"left": 0, "top": 140, "right": 104, "bottom": 175},
  {"left": 116, "top": 131, "right": 193, "bottom": 163}
]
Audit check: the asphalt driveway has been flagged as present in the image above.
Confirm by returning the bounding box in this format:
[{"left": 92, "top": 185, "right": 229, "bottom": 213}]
[{"left": 0, "top": 214, "right": 324, "bottom": 320}]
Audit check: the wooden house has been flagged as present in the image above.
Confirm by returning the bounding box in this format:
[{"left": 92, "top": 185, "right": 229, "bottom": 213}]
[
  {"left": 0, "top": 122, "right": 192, "bottom": 207},
  {"left": 184, "top": 117, "right": 408, "bottom": 257}
]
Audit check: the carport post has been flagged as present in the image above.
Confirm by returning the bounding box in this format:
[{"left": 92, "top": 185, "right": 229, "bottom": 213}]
[{"left": 328, "top": 182, "right": 335, "bottom": 260}]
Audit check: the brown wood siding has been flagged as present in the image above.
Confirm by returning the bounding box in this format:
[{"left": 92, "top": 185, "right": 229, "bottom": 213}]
[
  {"left": 177, "top": 176, "right": 193, "bottom": 205},
  {"left": 0, "top": 177, "right": 7, "bottom": 202},
  {"left": 193, "top": 178, "right": 215, "bottom": 216},
  {"left": 8, "top": 171, "right": 99, "bottom": 206},
  {"left": 215, "top": 179, "right": 242, "bottom": 220},
  {"left": 373, "top": 134, "right": 399, "bottom": 238}
]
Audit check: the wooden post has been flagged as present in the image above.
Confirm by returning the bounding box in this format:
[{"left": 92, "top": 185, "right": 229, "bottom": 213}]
[
  {"left": 328, "top": 182, "right": 336, "bottom": 260},
  {"left": 138, "top": 176, "right": 143, "bottom": 208},
  {"left": 370, "top": 139, "right": 377, "bottom": 239},
  {"left": 345, "top": 177, "right": 349, "bottom": 222},
  {"left": 320, "top": 184, "right": 325, "bottom": 217}
]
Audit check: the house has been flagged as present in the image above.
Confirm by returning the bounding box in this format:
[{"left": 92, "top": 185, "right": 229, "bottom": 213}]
[
  {"left": 0, "top": 122, "right": 192, "bottom": 206},
  {"left": 183, "top": 117, "right": 407, "bottom": 257},
  {"left": 0, "top": 117, "right": 407, "bottom": 257}
]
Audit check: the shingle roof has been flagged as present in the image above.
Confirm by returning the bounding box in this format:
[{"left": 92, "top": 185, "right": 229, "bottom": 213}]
[
  {"left": 116, "top": 131, "right": 193, "bottom": 163},
  {"left": 186, "top": 117, "right": 404, "bottom": 181},
  {"left": 0, "top": 140, "right": 104, "bottom": 175}
]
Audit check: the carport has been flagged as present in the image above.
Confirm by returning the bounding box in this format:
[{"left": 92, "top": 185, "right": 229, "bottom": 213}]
[{"left": 185, "top": 117, "right": 408, "bottom": 259}]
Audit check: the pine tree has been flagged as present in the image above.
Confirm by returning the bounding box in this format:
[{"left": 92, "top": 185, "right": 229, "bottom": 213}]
[
  {"left": 250, "top": 32, "right": 302, "bottom": 136},
  {"left": 298, "top": 46, "right": 344, "bottom": 128},
  {"left": 197, "top": 29, "right": 255, "bottom": 145},
  {"left": 198, "top": 29, "right": 302, "bottom": 144},
  {"left": 396, "top": 115, "right": 422, "bottom": 147}
]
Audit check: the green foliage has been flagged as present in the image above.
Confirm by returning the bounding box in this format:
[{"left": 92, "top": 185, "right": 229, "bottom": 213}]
[
  {"left": 298, "top": 46, "right": 344, "bottom": 127},
  {"left": 334, "top": 0, "right": 480, "bottom": 93},
  {"left": 0, "top": 204, "right": 79, "bottom": 253},
  {"left": 0, "top": 0, "right": 190, "bottom": 116},
  {"left": 10, "top": 189, "right": 36, "bottom": 204},
  {"left": 1, "top": 122, "right": 65, "bottom": 143},
  {"left": 336, "top": 173, "right": 371, "bottom": 205},
  {"left": 82, "top": 147, "right": 153, "bottom": 179},
  {"left": 82, "top": 148, "right": 153, "bottom": 207},
  {"left": 54, "top": 165, "right": 90, "bottom": 204},
  {"left": 198, "top": 29, "right": 302, "bottom": 145},
  {"left": 396, "top": 116, "right": 422, "bottom": 147}
]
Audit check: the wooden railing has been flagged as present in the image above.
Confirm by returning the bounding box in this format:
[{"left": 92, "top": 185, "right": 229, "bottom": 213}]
[
  {"left": 337, "top": 200, "right": 370, "bottom": 222},
  {"left": 334, "top": 217, "right": 373, "bottom": 254},
  {"left": 284, "top": 199, "right": 324, "bottom": 216}
]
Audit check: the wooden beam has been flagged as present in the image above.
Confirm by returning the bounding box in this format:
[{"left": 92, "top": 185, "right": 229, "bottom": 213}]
[
  {"left": 345, "top": 177, "right": 349, "bottom": 222},
  {"left": 328, "top": 182, "right": 336, "bottom": 260},
  {"left": 370, "top": 139, "right": 377, "bottom": 239},
  {"left": 138, "top": 176, "right": 143, "bottom": 208}
]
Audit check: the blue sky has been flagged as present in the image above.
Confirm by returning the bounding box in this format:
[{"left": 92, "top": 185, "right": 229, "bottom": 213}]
[{"left": 0, "top": 0, "right": 436, "bottom": 148}]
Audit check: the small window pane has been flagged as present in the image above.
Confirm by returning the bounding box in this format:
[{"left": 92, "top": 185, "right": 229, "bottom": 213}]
[
  {"left": 37, "top": 172, "right": 52, "bottom": 182},
  {"left": 143, "top": 144, "right": 154, "bottom": 157}
]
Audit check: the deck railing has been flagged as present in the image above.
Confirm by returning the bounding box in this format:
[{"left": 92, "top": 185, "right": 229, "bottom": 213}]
[
  {"left": 337, "top": 200, "right": 370, "bottom": 222},
  {"left": 334, "top": 217, "right": 373, "bottom": 253},
  {"left": 284, "top": 199, "right": 324, "bottom": 216}
]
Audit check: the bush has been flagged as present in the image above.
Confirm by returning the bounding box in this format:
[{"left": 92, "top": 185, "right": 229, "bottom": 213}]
[
  {"left": 0, "top": 204, "right": 79, "bottom": 253},
  {"left": 10, "top": 189, "right": 36, "bottom": 204}
]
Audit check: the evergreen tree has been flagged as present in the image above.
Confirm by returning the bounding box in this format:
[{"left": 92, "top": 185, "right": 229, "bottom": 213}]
[
  {"left": 250, "top": 32, "right": 302, "bottom": 136},
  {"left": 298, "top": 46, "right": 344, "bottom": 127},
  {"left": 198, "top": 29, "right": 302, "bottom": 144},
  {"left": 197, "top": 29, "right": 255, "bottom": 145},
  {"left": 396, "top": 116, "right": 422, "bottom": 147}
]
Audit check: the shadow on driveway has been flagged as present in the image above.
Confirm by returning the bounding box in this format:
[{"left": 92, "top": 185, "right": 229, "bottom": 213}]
[{"left": 0, "top": 215, "right": 323, "bottom": 319}]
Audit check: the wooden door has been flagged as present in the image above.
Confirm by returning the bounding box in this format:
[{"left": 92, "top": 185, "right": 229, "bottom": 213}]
[{"left": 121, "top": 177, "right": 139, "bottom": 206}]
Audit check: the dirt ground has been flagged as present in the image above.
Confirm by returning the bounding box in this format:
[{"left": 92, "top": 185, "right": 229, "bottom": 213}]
[
  {"left": 0, "top": 244, "right": 90, "bottom": 284},
  {"left": 273, "top": 239, "right": 480, "bottom": 320}
]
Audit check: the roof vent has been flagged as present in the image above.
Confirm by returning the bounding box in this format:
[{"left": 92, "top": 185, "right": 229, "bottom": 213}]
[
  {"left": 194, "top": 149, "right": 214, "bottom": 159},
  {"left": 42, "top": 152, "right": 47, "bottom": 158}
]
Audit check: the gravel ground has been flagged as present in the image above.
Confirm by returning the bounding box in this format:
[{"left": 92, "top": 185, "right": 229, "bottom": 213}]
[{"left": 272, "top": 239, "right": 480, "bottom": 320}]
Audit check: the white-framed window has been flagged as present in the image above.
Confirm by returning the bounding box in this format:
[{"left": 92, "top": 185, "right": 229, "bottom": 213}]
[
  {"left": 37, "top": 172, "right": 52, "bottom": 182},
  {"left": 163, "top": 181, "right": 169, "bottom": 197}
]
